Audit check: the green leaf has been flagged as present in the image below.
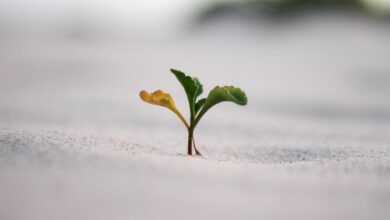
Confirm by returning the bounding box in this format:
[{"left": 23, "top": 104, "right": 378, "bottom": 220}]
[
  {"left": 170, "top": 69, "right": 203, "bottom": 119},
  {"left": 204, "top": 86, "right": 247, "bottom": 108},
  {"left": 194, "top": 86, "right": 247, "bottom": 127}
]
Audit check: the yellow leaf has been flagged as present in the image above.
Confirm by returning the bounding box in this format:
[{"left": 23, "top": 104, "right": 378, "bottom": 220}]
[{"left": 139, "top": 90, "right": 189, "bottom": 128}]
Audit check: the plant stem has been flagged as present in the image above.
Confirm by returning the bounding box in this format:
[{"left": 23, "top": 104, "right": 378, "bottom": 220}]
[
  {"left": 187, "top": 128, "right": 193, "bottom": 155},
  {"left": 192, "top": 138, "right": 202, "bottom": 156},
  {"left": 173, "top": 109, "right": 190, "bottom": 129},
  {"left": 192, "top": 108, "right": 206, "bottom": 130}
]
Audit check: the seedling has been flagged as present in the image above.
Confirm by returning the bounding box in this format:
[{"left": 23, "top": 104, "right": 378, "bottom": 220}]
[{"left": 140, "top": 69, "right": 247, "bottom": 156}]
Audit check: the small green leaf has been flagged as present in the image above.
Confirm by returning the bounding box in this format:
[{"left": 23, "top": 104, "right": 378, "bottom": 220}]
[
  {"left": 195, "top": 98, "right": 206, "bottom": 114},
  {"left": 194, "top": 86, "right": 247, "bottom": 127},
  {"left": 204, "top": 86, "right": 247, "bottom": 108},
  {"left": 170, "top": 69, "right": 203, "bottom": 118}
]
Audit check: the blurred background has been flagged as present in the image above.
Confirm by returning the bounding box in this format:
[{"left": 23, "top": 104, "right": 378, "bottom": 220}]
[
  {"left": 1, "top": 0, "right": 390, "bottom": 156},
  {"left": 1, "top": 0, "right": 390, "bottom": 36}
]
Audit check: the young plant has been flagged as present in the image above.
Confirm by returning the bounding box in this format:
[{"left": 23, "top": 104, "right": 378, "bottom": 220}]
[{"left": 139, "top": 69, "right": 247, "bottom": 156}]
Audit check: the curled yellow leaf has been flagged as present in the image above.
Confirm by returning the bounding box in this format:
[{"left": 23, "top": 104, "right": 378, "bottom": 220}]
[
  {"left": 139, "top": 90, "right": 189, "bottom": 128},
  {"left": 140, "top": 90, "right": 175, "bottom": 110}
]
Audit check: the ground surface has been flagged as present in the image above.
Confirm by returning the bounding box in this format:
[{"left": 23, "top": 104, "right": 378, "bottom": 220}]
[{"left": 1, "top": 14, "right": 390, "bottom": 220}]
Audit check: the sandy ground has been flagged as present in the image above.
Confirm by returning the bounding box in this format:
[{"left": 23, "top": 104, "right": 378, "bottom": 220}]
[{"left": 1, "top": 14, "right": 390, "bottom": 219}]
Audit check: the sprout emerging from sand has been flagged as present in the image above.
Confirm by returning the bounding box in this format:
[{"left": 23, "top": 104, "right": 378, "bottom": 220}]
[{"left": 140, "top": 69, "right": 247, "bottom": 156}]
